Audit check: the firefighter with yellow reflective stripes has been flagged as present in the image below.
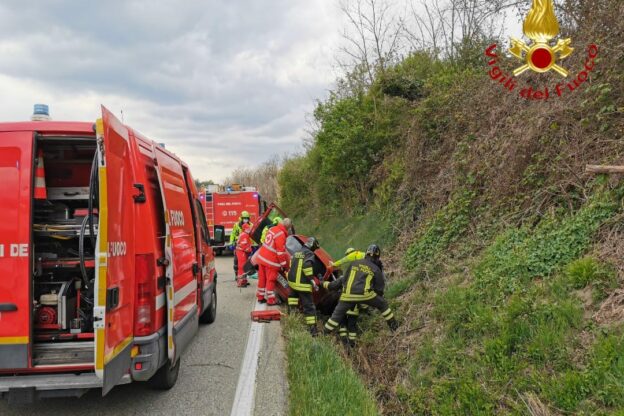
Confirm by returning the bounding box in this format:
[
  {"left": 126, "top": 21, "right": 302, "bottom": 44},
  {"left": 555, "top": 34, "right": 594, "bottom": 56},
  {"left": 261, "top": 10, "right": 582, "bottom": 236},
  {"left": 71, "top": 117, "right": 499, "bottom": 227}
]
[
  {"left": 331, "top": 247, "right": 366, "bottom": 345},
  {"left": 287, "top": 237, "right": 321, "bottom": 336},
  {"left": 331, "top": 247, "right": 364, "bottom": 269},
  {"left": 323, "top": 244, "right": 398, "bottom": 343}
]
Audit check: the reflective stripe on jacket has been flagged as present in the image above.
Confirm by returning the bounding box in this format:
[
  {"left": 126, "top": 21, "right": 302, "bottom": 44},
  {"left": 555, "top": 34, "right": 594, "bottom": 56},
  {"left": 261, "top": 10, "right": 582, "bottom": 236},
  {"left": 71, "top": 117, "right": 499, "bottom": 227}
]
[
  {"left": 333, "top": 250, "right": 365, "bottom": 269},
  {"left": 288, "top": 247, "right": 315, "bottom": 292},
  {"left": 255, "top": 223, "right": 289, "bottom": 270},
  {"left": 325, "top": 258, "right": 385, "bottom": 302}
]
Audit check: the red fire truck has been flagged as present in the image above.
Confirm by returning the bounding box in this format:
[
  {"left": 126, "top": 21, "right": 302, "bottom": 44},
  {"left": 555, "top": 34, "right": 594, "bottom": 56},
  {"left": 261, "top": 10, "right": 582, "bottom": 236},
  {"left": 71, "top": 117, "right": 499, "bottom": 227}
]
[
  {"left": 0, "top": 105, "right": 222, "bottom": 402},
  {"left": 200, "top": 185, "right": 266, "bottom": 254}
]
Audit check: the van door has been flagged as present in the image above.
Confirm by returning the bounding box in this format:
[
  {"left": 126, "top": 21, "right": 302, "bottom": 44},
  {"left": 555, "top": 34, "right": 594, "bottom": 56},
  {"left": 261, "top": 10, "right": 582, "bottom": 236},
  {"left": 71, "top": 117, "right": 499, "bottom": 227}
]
[
  {"left": 153, "top": 147, "right": 199, "bottom": 365},
  {"left": 94, "top": 107, "right": 135, "bottom": 395},
  {"left": 0, "top": 131, "right": 34, "bottom": 369}
]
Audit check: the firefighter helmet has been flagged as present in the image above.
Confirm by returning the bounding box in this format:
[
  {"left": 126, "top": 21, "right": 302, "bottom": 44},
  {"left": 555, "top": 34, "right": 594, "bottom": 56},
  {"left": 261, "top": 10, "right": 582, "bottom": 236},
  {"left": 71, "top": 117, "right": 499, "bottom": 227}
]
[
  {"left": 305, "top": 237, "right": 319, "bottom": 251},
  {"left": 272, "top": 216, "right": 282, "bottom": 225},
  {"left": 345, "top": 247, "right": 356, "bottom": 256},
  {"left": 365, "top": 244, "right": 381, "bottom": 259},
  {"left": 241, "top": 210, "right": 250, "bottom": 219}
]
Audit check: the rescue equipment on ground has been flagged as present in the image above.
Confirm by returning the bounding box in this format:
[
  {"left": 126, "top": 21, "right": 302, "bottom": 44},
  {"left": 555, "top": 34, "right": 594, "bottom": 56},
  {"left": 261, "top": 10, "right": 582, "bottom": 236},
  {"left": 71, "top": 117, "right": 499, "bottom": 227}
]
[{"left": 251, "top": 309, "right": 283, "bottom": 322}]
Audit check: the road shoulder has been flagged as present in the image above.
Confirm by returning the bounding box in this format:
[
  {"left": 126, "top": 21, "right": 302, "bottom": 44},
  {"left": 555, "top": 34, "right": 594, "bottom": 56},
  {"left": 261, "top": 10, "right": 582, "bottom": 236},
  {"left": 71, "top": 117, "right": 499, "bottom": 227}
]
[{"left": 253, "top": 310, "right": 289, "bottom": 416}]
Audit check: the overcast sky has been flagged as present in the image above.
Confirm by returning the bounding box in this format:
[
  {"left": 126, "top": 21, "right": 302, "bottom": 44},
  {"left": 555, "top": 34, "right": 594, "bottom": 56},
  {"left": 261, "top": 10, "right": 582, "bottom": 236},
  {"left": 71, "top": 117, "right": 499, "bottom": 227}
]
[{"left": 0, "top": 0, "right": 344, "bottom": 181}]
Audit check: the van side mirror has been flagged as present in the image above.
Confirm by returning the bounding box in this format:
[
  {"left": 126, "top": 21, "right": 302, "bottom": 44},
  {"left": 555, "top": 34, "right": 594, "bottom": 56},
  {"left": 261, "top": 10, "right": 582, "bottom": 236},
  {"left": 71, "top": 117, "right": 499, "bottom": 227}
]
[{"left": 211, "top": 225, "right": 225, "bottom": 246}]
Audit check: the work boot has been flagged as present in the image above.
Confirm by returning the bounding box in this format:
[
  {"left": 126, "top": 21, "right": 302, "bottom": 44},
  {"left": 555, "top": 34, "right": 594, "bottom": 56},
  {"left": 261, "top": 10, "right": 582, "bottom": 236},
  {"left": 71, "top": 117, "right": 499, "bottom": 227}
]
[
  {"left": 308, "top": 325, "right": 318, "bottom": 337},
  {"left": 387, "top": 318, "right": 399, "bottom": 332},
  {"left": 257, "top": 298, "right": 267, "bottom": 304}
]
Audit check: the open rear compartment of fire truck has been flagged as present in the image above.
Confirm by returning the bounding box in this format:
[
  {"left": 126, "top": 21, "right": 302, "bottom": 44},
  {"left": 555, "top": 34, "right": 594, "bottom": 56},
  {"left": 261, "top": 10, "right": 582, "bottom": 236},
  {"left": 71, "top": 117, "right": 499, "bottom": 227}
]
[{"left": 32, "top": 136, "right": 98, "bottom": 368}]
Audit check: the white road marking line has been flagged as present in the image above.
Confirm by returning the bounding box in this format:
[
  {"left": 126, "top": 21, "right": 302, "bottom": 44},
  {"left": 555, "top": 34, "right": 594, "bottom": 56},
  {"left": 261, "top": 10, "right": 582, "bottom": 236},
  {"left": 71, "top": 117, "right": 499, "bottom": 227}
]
[{"left": 230, "top": 301, "right": 266, "bottom": 416}]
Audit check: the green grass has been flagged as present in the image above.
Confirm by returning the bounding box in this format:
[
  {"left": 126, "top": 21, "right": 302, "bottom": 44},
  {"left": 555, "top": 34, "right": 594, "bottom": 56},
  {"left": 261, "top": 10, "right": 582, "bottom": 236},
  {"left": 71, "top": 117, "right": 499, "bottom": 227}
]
[
  {"left": 283, "top": 315, "right": 379, "bottom": 416},
  {"left": 404, "top": 188, "right": 475, "bottom": 272},
  {"left": 289, "top": 184, "right": 624, "bottom": 414},
  {"left": 295, "top": 210, "right": 395, "bottom": 260},
  {"left": 391, "top": 188, "right": 624, "bottom": 414}
]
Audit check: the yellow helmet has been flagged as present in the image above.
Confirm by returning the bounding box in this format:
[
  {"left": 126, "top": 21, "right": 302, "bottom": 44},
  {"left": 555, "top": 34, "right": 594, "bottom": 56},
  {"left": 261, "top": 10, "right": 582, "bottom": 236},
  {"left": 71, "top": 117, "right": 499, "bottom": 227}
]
[
  {"left": 241, "top": 211, "right": 250, "bottom": 219},
  {"left": 345, "top": 247, "right": 356, "bottom": 256}
]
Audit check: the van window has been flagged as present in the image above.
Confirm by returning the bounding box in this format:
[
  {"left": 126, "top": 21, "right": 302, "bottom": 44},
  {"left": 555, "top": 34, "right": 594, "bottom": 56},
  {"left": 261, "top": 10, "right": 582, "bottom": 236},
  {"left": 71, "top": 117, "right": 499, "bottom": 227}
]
[{"left": 195, "top": 200, "right": 210, "bottom": 244}]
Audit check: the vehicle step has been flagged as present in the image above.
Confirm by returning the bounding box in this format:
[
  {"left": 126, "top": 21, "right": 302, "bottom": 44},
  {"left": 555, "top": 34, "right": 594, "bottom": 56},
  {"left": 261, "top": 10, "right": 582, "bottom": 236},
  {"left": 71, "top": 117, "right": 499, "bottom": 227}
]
[{"left": 32, "top": 341, "right": 94, "bottom": 366}]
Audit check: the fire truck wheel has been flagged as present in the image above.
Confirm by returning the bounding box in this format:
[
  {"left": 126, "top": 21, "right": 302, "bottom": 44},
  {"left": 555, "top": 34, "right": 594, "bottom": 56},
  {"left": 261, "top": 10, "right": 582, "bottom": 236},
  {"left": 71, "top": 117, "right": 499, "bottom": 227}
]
[
  {"left": 149, "top": 358, "right": 180, "bottom": 390},
  {"left": 200, "top": 287, "right": 217, "bottom": 324}
]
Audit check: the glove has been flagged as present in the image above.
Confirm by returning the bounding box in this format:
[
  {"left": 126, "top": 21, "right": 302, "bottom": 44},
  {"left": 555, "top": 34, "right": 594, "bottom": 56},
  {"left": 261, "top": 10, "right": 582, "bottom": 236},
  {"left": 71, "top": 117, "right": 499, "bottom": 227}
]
[{"left": 229, "top": 245, "right": 235, "bottom": 251}]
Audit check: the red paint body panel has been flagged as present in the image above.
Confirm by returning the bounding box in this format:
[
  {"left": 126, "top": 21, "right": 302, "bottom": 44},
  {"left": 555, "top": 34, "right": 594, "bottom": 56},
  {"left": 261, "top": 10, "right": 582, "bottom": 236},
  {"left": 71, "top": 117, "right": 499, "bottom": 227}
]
[
  {"left": 127, "top": 132, "right": 167, "bottom": 331},
  {"left": 0, "top": 131, "right": 34, "bottom": 351},
  {"left": 0, "top": 121, "right": 93, "bottom": 135},
  {"left": 101, "top": 108, "right": 136, "bottom": 361},
  {"left": 204, "top": 191, "right": 262, "bottom": 238},
  {"left": 153, "top": 147, "right": 198, "bottom": 323},
  {"left": 0, "top": 112, "right": 216, "bottom": 389}
]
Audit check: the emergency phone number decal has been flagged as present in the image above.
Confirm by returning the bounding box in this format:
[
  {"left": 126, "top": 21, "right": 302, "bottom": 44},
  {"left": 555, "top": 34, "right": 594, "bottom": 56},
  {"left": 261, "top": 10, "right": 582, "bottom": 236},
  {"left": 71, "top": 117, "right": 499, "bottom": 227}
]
[{"left": 0, "top": 244, "right": 28, "bottom": 258}]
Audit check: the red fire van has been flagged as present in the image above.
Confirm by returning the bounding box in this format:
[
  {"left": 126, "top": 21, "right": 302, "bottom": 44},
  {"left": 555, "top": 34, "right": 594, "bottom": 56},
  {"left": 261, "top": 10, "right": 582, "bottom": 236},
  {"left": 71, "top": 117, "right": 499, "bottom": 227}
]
[{"left": 0, "top": 106, "right": 218, "bottom": 402}]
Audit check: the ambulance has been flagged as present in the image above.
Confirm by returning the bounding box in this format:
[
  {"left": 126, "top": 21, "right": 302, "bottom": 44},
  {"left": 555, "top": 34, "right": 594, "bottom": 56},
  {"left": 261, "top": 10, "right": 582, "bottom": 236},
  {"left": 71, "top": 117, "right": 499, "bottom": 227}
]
[{"left": 0, "top": 105, "right": 222, "bottom": 403}]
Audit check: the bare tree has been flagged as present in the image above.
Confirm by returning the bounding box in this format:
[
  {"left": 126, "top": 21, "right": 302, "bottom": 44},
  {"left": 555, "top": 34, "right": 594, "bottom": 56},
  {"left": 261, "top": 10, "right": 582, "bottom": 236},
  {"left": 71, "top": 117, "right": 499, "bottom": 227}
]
[
  {"left": 339, "top": 0, "right": 404, "bottom": 85},
  {"left": 403, "top": 0, "right": 579, "bottom": 61},
  {"left": 403, "top": 0, "right": 519, "bottom": 60},
  {"left": 224, "top": 155, "right": 282, "bottom": 203}
]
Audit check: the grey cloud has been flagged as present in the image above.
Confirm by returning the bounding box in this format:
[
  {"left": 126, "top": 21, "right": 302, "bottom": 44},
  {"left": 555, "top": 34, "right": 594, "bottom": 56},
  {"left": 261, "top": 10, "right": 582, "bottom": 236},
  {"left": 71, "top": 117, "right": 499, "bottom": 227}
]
[{"left": 0, "top": 0, "right": 340, "bottom": 180}]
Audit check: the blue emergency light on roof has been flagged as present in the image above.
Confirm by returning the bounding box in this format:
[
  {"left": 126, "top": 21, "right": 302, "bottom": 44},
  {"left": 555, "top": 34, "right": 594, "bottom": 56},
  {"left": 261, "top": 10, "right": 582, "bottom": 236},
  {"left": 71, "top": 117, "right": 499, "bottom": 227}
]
[
  {"left": 158, "top": 143, "right": 166, "bottom": 148},
  {"left": 33, "top": 104, "right": 49, "bottom": 116},
  {"left": 31, "top": 104, "right": 51, "bottom": 121}
]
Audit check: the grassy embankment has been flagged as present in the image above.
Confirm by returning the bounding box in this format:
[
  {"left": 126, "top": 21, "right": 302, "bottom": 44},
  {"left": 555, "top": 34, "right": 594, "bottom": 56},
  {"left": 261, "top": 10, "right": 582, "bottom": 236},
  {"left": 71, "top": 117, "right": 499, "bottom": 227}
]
[
  {"left": 279, "top": 2, "right": 624, "bottom": 414},
  {"left": 284, "top": 212, "right": 393, "bottom": 416}
]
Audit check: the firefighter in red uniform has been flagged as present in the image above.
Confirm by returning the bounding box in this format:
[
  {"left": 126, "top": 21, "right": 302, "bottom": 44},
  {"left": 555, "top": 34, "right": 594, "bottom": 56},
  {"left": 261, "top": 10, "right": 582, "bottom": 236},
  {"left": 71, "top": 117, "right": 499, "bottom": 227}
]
[
  {"left": 255, "top": 218, "right": 292, "bottom": 304},
  {"left": 235, "top": 223, "right": 252, "bottom": 287}
]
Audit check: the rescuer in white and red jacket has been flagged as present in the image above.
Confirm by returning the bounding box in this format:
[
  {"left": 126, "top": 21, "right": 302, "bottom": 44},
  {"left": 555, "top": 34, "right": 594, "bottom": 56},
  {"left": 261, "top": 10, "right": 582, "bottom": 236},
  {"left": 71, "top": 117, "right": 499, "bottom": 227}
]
[
  {"left": 255, "top": 218, "right": 292, "bottom": 305},
  {"left": 235, "top": 223, "right": 253, "bottom": 287}
]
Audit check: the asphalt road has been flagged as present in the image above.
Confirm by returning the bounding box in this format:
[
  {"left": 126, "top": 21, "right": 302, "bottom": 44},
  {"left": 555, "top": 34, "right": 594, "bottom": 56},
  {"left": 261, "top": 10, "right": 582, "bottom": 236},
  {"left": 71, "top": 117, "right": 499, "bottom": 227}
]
[{"left": 0, "top": 255, "right": 288, "bottom": 416}]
